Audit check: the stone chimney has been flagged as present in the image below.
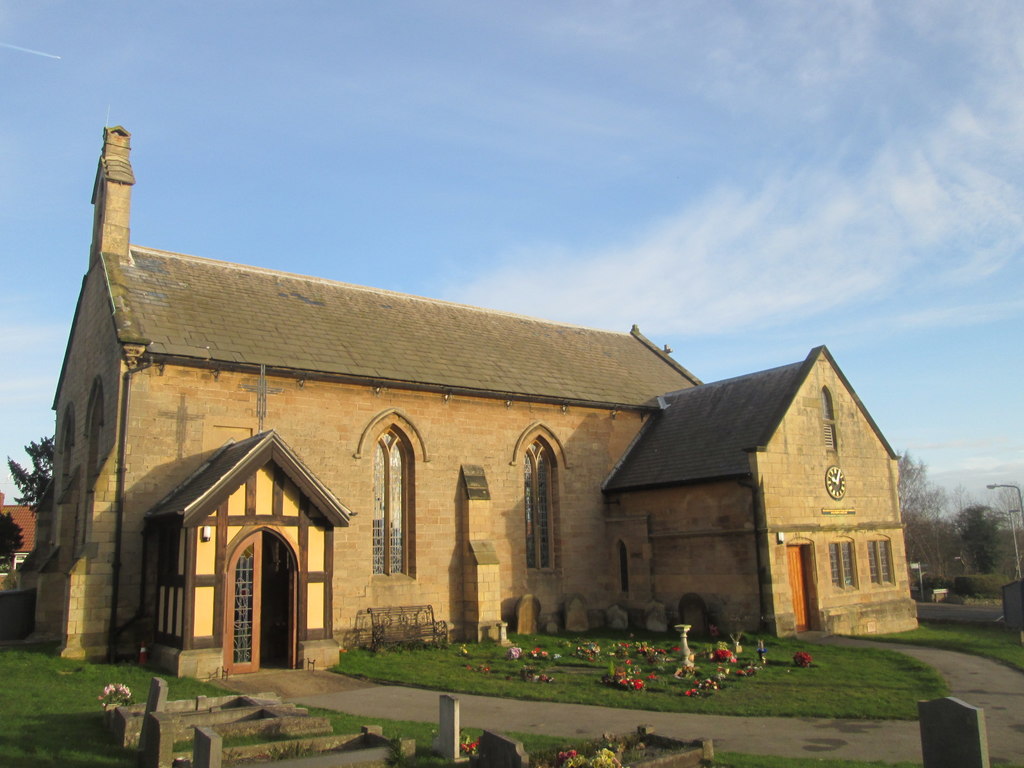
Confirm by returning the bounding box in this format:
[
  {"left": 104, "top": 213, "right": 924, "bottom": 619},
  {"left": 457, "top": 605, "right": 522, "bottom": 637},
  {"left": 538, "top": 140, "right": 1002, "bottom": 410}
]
[{"left": 89, "top": 126, "right": 135, "bottom": 269}]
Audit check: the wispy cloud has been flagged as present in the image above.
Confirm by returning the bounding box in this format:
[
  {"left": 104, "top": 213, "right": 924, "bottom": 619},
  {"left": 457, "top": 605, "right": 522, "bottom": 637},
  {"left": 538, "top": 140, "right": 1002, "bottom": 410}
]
[{"left": 444, "top": 10, "right": 1024, "bottom": 341}]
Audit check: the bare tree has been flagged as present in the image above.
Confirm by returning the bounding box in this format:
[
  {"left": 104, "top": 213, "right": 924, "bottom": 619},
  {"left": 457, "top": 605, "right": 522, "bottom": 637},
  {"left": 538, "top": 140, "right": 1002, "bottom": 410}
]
[{"left": 898, "top": 452, "right": 957, "bottom": 581}]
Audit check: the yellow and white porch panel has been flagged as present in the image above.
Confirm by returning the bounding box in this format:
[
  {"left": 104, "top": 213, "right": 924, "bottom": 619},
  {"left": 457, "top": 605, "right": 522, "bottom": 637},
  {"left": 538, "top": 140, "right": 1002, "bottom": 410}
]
[{"left": 146, "top": 431, "right": 350, "bottom": 677}]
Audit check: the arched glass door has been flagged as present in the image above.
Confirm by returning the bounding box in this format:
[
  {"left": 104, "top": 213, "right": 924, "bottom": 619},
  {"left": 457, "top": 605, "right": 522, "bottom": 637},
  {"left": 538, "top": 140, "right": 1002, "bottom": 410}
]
[{"left": 224, "top": 530, "right": 296, "bottom": 673}]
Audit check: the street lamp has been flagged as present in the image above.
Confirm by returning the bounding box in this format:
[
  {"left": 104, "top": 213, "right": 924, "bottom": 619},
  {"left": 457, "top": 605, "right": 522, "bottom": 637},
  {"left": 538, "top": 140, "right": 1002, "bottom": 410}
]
[{"left": 987, "top": 483, "right": 1023, "bottom": 581}]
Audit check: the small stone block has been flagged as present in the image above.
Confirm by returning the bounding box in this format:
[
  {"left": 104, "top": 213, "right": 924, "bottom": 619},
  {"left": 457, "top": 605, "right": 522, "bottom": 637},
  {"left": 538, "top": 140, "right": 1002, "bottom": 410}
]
[{"left": 193, "top": 726, "right": 222, "bottom": 768}]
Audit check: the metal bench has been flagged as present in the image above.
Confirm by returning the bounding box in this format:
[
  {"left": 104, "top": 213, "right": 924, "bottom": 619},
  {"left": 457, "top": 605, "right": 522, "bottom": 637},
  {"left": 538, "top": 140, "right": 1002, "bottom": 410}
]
[{"left": 366, "top": 605, "right": 448, "bottom": 650}]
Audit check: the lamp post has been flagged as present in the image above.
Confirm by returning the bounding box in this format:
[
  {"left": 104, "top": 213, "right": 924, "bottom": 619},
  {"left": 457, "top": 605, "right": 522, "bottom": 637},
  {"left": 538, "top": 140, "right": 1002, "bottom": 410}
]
[{"left": 987, "top": 483, "right": 1023, "bottom": 581}]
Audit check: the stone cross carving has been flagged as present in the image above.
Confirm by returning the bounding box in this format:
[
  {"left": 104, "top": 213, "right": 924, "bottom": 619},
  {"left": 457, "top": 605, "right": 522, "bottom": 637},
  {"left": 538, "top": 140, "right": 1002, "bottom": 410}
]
[
  {"left": 240, "top": 364, "right": 284, "bottom": 432},
  {"left": 158, "top": 394, "right": 204, "bottom": 459}
]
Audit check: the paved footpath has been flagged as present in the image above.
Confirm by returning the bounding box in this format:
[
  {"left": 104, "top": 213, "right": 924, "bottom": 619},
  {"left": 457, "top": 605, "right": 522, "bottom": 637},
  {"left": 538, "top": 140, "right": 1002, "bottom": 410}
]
[{"left": 274, "top": 638, "right": 1024, "bottom": 765}]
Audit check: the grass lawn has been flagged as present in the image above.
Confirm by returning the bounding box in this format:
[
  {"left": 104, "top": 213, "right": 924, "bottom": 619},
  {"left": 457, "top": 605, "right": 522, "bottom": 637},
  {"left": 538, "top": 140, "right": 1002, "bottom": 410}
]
[
  {"left": 6, "top": 622, "right": 1018, "bottom": 768},
  {"left": 334, "top": 629, "right": 947, "bottom": 720},
  {"left": 0, "top": 644, "right": 222, "bottom": 768},
  {"left": 875, "top": 621, "right": 1024, "bottom": 673}
]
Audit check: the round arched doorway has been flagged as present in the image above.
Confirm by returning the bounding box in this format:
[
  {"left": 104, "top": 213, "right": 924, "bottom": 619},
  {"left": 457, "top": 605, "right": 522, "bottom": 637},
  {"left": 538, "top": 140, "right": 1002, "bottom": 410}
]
[{"left": 224, "top": 529, "right": 297, "bottom": 673}]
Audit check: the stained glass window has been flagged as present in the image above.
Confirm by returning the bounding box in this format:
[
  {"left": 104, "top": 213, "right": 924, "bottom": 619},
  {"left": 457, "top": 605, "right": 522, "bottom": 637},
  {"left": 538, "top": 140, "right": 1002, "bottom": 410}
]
[
  {"left": 373, "top": 430, "right": 409, "bottom": 575},
  {"left": 233, "top": 543, "right": 255, "bottom": 663},
  {"left": 524, "top": 440, "right": 555, "bottom": 569}
]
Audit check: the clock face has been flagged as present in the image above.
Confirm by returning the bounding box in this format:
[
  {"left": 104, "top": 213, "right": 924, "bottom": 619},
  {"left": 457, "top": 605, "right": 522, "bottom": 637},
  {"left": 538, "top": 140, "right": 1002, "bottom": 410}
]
[{"left": 825, "top": 466, "right": 846, "bottom": 499}]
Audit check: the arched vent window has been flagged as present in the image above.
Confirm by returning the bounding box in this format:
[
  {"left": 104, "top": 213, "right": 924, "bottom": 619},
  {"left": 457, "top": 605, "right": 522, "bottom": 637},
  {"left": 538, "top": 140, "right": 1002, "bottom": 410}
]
[
  {"left": 524, "top": 439, "right": 556, "bottom": 569},
  {"left": 373, "top": 429, "right": 411, "bottom": 575},
  {"left": 618, "top": 540, "right": 629, "bottom": 593},
  {"left": 821, "top": 387, "right": 837, "bottom": 451}
]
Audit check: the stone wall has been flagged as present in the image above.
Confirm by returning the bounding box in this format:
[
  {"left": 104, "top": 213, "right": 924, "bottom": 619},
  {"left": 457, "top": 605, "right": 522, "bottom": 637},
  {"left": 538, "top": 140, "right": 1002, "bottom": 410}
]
[
  {"left": 107, "top": 360, "right": 648, "bottom": 646},
  {"left": 756, "top": 356, "right": 916, "bottom": 635}
]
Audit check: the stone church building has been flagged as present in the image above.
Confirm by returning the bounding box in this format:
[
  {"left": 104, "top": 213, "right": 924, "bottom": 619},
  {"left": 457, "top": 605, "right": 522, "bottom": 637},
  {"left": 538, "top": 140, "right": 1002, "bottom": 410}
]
[{"left": 23, "top": 127, "right": 916, "bottom": 677}]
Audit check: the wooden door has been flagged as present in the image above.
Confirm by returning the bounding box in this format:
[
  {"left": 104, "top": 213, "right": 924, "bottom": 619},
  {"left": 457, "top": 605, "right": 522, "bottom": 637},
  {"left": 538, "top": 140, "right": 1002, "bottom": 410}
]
[
  {"left": 225, "top": 534, "right": 263, "bottom": 673},
  {"left": 787, "top": 545, "right": 811, "bottom": 632}
]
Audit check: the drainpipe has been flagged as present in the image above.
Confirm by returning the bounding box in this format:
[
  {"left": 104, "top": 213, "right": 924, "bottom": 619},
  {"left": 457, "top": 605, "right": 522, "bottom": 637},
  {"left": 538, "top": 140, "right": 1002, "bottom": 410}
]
[
  {"left": 739, "top": 476, "right": 772, "bottom": 632},
  {"left": 107, "top": 348, "right": 148, "bottom": 662}
]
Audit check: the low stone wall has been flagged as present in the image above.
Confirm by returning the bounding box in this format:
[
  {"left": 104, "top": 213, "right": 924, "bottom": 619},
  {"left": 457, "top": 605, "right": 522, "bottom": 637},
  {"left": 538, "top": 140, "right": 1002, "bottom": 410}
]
[{"left": 820, "top": 596, "right": 918, "bottom": 636}]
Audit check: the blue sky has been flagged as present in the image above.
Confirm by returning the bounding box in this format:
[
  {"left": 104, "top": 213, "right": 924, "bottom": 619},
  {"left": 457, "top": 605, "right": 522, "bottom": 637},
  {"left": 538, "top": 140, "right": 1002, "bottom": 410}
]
[{"left": 2, "top": 1, "right": 1022, "bottom": 505}]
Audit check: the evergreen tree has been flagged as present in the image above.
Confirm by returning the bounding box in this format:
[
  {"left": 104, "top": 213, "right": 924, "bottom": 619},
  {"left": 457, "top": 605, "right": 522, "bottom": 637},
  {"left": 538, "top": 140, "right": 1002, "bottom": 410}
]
[{"left": 7, "top": 435, "right": 54, "bottom": 510}]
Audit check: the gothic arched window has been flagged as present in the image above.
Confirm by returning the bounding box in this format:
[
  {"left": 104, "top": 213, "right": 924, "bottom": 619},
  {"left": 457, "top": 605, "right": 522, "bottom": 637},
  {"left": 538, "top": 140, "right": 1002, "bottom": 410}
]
[
  {"left": 373, "top": 429, "right": 411, "bottom": 575},
  {"left": 524, "top": 439, "right": 556, "bottom": 569}
]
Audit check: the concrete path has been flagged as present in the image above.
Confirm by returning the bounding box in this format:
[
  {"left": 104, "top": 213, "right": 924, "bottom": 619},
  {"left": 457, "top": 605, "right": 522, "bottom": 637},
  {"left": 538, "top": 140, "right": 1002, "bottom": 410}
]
[{"left": 226, "top": 637, "right": 1024, "bottom": 765}]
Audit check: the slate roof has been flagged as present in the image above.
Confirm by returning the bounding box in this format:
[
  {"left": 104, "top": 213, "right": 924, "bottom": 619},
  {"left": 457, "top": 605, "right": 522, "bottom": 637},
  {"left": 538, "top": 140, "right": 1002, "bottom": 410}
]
[
  {"left": 147, "top": 430, "right": 350, "bottom": 526},
  {"left": 603, "top": 354, "right": 813, "bottom": 492},
  {"left": 3, "top": 505, "right": 35, "bottom": 552},
  {"left": 103, "top": 247, "right": 698, "bottom": 407}
]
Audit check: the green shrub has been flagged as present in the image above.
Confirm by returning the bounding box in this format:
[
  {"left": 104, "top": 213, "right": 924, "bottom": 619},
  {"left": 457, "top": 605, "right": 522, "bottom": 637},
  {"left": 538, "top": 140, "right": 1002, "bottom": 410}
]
[{"left": 953, "top": 574, "right": 1009, "bottom": 597}]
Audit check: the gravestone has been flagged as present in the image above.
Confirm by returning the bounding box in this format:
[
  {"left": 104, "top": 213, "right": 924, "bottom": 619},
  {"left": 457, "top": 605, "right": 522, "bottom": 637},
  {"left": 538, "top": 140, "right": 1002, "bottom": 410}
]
[
  {"left": 606, "top": 604, "right": 628, "bottom": 630},
  {"left": 432, "top": 694, "right": 460, "bottom": 760},
  {"left": 516, "top": 594, "right": 540, "bottom": 634},
  {"left": 564, "top": 594, "right": 588, "bottom": 632},
  {"left": 543, "top": 617, "right": 561, "bottom": 634},
  {"left": 479, "top": 730, "right": 529, "bottom": 768},
  {"left": 138, "top": 712, "right": 174, "bottom": 768},
  {"left": 145, "top": 677, "right": 168, "bottom": 714},
  {"left": 918, "top": 697, "right": 989, "bottom": 768},
  {"left": 137, "top": 678, "right": 169, "bottom": 766},
  {"left": 193, "top": 726, "right": 222, "bottom": 768},
  {"left": 643, "top": 599, "right": 667, "bottom": 632},
  {"left": 678, "top": 593, "right": 709, "bottom": 636}
]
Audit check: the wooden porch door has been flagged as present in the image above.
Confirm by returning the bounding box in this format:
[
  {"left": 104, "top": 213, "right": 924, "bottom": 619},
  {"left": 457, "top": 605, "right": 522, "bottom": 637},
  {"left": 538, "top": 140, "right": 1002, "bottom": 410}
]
[{"left": 787, "top": 544, "right": 813, "bottom": 632}]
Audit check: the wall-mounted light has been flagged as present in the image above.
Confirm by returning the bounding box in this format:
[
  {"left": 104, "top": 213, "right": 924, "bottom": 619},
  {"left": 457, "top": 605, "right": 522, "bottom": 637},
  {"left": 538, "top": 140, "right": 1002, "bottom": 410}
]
[
  {"left": 776, "top": 531, "right": 785, "bottom": 545},
  {"left": 200, "top": 526, "right": 213, "bottom": 543}
]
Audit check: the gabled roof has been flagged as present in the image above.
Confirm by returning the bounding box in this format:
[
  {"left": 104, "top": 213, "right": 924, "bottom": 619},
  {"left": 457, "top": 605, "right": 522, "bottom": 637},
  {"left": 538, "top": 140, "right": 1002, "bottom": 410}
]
[
  {"left": 102, "top": 247, "right": 699, "bottom": 407},
  {"left": 603, "top": 346, "right": 895, "bottom": 492},
  {"left": 147, "top": 430, "right": 351, "bottom": 527},
  {"left": 3, "top": 505, "right": 35, "bottom": 552}
]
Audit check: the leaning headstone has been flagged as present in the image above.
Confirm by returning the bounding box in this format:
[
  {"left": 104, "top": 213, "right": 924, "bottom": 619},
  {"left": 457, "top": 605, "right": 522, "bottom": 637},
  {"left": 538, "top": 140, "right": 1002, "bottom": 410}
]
[
  {"left": 193, "top": 726, "right": 222, "bottom": 768},
  {"left": 479, "top": 730, "right": 529, "bottom": 768},
  {"left": 643, "top": 600, "right": 667, "bottom": 632},
  {"left": 918, "top": 697, "right": 989, "bottom": 768},
  {"left": 605, "top": 604, "right": 629, "bottom": 630},
  {"left": 137, "top": 679, "right": 169, "bottom": 767},
  {"left": 146, "top": 677, "right": 169, "bottom": 714},
  {"left": 564, "top": 594, "right": 588, "bottom": 632},
  {"left": 516, "top": 594, "right": 540, "bottom": 635},
  {"left": 431, "top": 694, "right": 460, "bottom": 760}
]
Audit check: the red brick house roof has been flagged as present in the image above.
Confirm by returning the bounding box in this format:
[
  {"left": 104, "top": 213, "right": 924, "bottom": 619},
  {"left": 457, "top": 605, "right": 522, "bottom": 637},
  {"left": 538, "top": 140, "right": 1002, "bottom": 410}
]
[{"left": 3, "top": 504, "right": 34, "bottom": 553}]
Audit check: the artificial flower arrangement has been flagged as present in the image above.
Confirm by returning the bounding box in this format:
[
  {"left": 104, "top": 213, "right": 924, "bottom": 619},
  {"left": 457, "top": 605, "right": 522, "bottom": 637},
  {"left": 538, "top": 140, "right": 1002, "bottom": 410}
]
[
  {"left": 98, "top": 683, "right": 133, "bottom": 710},
  {"left": 793, "top": 651, "right": 813, "bottom": 668}
]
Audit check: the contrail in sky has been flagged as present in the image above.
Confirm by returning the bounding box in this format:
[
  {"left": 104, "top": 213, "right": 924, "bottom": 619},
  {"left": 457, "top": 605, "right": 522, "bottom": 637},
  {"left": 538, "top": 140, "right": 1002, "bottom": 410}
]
[{"left": 1, "top": 43, "right": 61, "bottom": 59}]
